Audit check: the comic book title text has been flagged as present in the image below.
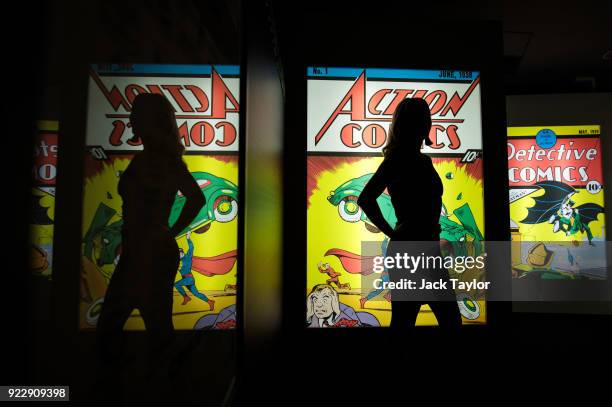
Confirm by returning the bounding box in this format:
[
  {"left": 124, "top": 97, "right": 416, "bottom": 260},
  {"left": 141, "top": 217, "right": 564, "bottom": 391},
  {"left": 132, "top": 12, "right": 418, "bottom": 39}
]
[
  {"left": 88, "top": 68, "right": 240, "bottom": 151},
  {"left": 33, "top": 133, "right": 58, "bottom": 185},
  {"left": 508, "top": 138, "right": 601, "bottom": 186},
  {"left": 310, "top": 71, "right": 481, "bottom": 153}
]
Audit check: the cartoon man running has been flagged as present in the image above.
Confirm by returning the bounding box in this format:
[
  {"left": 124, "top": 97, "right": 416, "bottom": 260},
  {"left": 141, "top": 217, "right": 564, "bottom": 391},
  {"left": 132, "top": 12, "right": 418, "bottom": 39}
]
[
  {"left": 318, "top": 261, "right": 350, "bottom": 290},
  {"left": 175, "top": 231, "right": 215, "bottom": 310}
]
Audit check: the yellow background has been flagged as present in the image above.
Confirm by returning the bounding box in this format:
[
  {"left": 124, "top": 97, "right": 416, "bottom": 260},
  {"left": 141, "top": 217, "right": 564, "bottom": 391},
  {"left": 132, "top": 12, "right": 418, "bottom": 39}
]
[
  {"left": 307, "top": 156, "right": 486, "bottom": 326},
  {"left": 510, "top": 188, "right": 605, "bottom": 243},
  {"left": 30, "top": 188, "right": 55, "bottom": 278},
  {"left": 79, "top": 154, "right": 238, "bottom": 330}
]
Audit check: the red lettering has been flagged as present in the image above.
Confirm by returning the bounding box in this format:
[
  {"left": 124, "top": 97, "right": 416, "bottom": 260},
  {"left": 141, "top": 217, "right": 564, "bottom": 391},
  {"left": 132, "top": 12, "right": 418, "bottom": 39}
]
[
  {"left": 186, "top": 85, "right": 210, "bottom": 112},
  {"left": 90, "top": 69, "right": 131, "bottom": 112},
  {"left": 315, "top": 71, "right": 366, "bottom": 145},
  {"left": 178, "top": 122, "right": 190, "bottom": 147},
  {"left": 125, "top": 84, "right": 146, "bottom": 104},
  {"left": 362, "top": 124, "right": 386, "bottom": 148},
  {"left": 424, "top": 90, "right": 447, "bottom": 115},
  {"left": 190, "top": 121, "right": 215, "bottom": 146},
  {"left": 212, "top": 68, "right": 239, "bottom": 119},
  {"left": 447, "top": 125, "right": 461, "bottom": 149},
  {"left": 368, "top": 89, "right": 391, "bottom": 115},
  {"left": 412, "top": 90, "right": 427, "bottom": 99},
  {"left": 440, "top": 76, "right": 480, "bottom": 117},
  {"left": 429, "top": 125, "right": 446, "bottom": 149},
  {"left": 145, "top": 85, "right": 165, "bottom": 95},
  {"left": 109, "top": 120, "right": 126, "bottom": 146},
  {"left": 215, "top": 122, "right": 236, "bottom": 147},
  {"left": 340, "top": 123, "right": 362, "bottom": 148},
  {"left": 383, "top": 89, "right": 414, "bottom": 115},
  {"left": 311, "top": 72, "right": 481, "bottom": 151},
  {"left": 162, "top": 85, "right": 194, "bottom": 112}
]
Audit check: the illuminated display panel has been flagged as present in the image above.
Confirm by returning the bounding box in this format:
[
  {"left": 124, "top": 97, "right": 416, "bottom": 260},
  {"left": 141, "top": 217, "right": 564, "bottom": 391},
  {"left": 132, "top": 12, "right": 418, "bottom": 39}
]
[
  {"left": 80, "top": 64, "right": 240, "bottom": 330},
  {"left": 306, "top": 67, "right": 486, "bottom": 326},
  {"left": 508, "top": 125, "right": 606, "bottom": 280},
  {"left": 31, "top": 120, "right": 59, "bottom": 278}
]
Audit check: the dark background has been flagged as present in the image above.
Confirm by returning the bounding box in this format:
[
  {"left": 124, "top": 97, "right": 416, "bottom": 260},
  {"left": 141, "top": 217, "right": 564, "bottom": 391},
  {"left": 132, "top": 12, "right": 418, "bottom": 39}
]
[{"left": 5, "top": 0, "right": 612, "bottom": 404}]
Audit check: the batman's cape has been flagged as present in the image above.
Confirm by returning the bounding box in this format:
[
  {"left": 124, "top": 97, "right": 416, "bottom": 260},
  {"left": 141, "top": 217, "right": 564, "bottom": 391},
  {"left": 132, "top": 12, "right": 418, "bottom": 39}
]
[
  {"left": 575, "top": 203, "right": 604, "bottom": 227},
  {"left": 32, "top": 194, "right": 53, "bottom": 225},
  {"left": 520, "top": 181, "right": 575, "bottom": 224}
]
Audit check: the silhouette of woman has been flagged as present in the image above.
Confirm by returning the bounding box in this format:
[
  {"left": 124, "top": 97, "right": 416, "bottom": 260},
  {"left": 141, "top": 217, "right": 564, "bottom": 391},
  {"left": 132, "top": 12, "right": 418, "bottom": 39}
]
[
  {"left": 357, "top": 97, "right": 461, "bottom": 330},
  {"left": 96, "top": 93, "right": 205, "bottom": 375}
]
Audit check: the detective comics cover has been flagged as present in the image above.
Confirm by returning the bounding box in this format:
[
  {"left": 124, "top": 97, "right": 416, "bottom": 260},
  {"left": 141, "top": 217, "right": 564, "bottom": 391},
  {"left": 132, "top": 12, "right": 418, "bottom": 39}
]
[
  {"left": 508, "top": 125, "right": 606, "bottom": 280},
  {"left": 306, "top": 67, "right": 487, "bottom": 327},
  {"left": 80, "top": 64, "right": 240, "bottom": 330}
]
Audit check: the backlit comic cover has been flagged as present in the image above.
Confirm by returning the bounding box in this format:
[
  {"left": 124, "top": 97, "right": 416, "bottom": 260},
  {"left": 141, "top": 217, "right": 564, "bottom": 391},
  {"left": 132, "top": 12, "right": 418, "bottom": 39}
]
[
  {"left": 80, "top": 64, "right": 240, "bottom": 330},
  {"left": 307, "top": 67, "right": 486, "bottom": 326},
  {"left": 31, "top": 120, "right": 58, "bottom": 279},
  {"left": 508, "top": 125, "right": 606, "bottom": 280}
]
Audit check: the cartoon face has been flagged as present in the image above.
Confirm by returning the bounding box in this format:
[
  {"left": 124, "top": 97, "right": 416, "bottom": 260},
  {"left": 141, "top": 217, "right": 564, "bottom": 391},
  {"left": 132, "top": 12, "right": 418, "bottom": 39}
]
[
  {"left": 560, "top": 201, "right": 574, "bottom": 218},
  {"left": 311, "top": 288, "right": 335, "bottom": 319}
]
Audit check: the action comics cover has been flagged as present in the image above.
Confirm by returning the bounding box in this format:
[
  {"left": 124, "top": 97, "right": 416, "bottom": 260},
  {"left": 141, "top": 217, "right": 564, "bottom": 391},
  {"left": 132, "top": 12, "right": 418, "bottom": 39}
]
[
  {"left": 306, "top": 67, "right": 486, "bottom": 327},
  {"left": 508, "top": 125, "right": 606, "bottom": 280},
  {"left": 80, "top": 64, "right": 240, "bottom": 330}
]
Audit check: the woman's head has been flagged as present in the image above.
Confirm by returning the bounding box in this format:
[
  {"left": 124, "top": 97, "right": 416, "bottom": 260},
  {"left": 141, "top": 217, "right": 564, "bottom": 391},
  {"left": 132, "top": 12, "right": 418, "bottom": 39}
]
[
  {"left": 383, "top": 97, "right": 432, "bottom": 158},
  {"left": 129, "top": 93, "right": 184, "bottom": 157}
]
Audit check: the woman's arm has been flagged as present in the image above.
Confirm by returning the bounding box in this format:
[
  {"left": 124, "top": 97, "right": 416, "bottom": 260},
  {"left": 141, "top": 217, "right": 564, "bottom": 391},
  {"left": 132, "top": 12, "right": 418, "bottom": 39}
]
[
  {"left": 169, "top": 160, "right": 206, "bottom": 237},
  {"left": 357, "top": 160, "right": 395, "bottom": 238}
]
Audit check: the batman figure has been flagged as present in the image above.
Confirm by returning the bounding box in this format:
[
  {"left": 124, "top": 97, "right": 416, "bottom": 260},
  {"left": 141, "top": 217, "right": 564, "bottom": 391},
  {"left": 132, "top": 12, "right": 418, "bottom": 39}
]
[{"left": 521, "top": 180, "right": 603, "bottom": 245}]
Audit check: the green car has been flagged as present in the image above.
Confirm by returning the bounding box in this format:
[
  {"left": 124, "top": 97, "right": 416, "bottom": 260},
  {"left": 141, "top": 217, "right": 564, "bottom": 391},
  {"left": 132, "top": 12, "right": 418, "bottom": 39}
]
[
  {"left": 327, "top": 174, "right": 397, "bottom": 233},
  {"left": 327, "top": 173, "right": 483, "bottom": 245},
  {"left": 169, "top": 171, "right": 238, "bottom": 238}
]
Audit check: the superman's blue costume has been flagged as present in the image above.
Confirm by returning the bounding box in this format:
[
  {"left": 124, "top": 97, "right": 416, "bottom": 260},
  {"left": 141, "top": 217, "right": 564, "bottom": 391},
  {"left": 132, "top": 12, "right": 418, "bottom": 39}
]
[{"left": 175, "top": 238, "right": 210, "bottom": 303}]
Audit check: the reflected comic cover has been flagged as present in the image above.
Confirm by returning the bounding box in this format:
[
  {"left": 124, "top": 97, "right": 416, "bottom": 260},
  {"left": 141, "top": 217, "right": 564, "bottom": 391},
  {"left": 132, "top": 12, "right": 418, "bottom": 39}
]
[
  {"left": 31, "top": 121, "right": 58, "bottom": 279},
  {"left": 80, "top": 64, "right": 240, "bottom": 330}
]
